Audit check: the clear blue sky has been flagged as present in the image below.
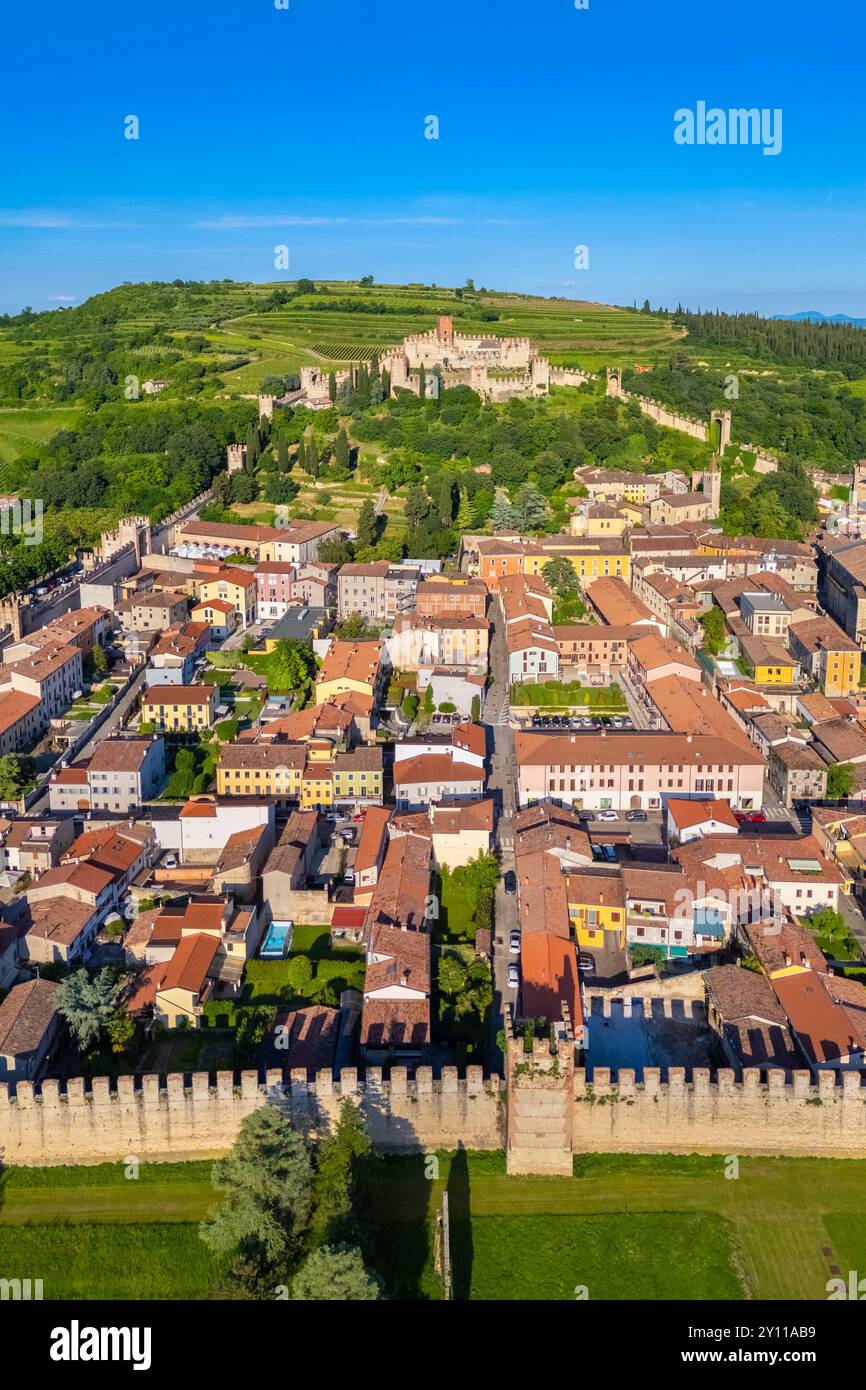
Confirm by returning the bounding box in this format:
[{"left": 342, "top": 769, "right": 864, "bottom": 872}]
[{"left": 2, "top": 0, "right": 865, "bottom": 316}]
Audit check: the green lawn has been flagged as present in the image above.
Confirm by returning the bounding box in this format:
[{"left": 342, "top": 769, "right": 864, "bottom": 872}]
[
  {"left": 468, "top": 1211, "right": 741, "bottom": 1300},
  {"left": 510, "top": 680, "right": 627, "bottom": 709},
  {"left": 5, "top": 1150, "right": 866, "bottom": 1300},
  {"left": 202, "top": 926, "right": 364, "bottom": 1026}
]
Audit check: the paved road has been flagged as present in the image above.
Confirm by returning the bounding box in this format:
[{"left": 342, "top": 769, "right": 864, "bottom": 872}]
[
  {"left": 27, "top": 667, "right": 148, "bottom": 816},
  {"left": 485, "top": 598, "right": 519, "bottom": 1065}
]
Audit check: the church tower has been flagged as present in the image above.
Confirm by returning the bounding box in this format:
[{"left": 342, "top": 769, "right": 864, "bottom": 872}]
[{"left": 704, "top": 455, "right": 722, "bottom": 518}]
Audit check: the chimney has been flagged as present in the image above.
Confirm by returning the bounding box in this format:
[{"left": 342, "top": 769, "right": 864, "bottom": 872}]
[{"left": 686, "top": 734, "right": 692, "bottom": 744}]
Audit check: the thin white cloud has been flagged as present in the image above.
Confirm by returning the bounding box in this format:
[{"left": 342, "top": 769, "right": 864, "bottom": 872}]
[
  {"left": 0, "top": 211, "right": 76, "bottom": 228},
  {"left": 46, "top": 295, "right": 77, "bottom": 303},
  {"left": 194, "top": 213, "right": 464, "bottom": 229}
]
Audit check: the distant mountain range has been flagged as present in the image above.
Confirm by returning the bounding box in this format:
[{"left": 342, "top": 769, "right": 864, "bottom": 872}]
[{"left": 772, "top": 310, "right": 866, "bottom": 328}]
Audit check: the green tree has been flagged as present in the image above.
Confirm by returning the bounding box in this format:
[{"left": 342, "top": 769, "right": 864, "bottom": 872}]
[
  {"left": 200, "top": 1107, "right": 314, "bottom": 1285},
  {"left": 56, "top": 967, "right": 124, "bottom": 1051},
  {"left": 108, "top": 1008, "right": 135, "bottom": 1055},
  {"left": 470, "top": 693, "right": 481, "bottom": 723},
  {"left": 827, "top": 762, "right": 855, "bottom": 799},
  {"left": 0, "top": 753, "right": 37, "bottom": 801},
  {"left": 423, "top": 684, "right": 435, "bottom": 715},
  {"left": 309, "top": 1100, "right": 374, "bottom": 1248},
  {"left": 511, "top": 482, "right": 550, "bottom": 531},
  {"left": 328, "top": 372, "right": 337, "bottom": 403},
  {"left": 292, "top": 1244, "right": 382, "bottom": 1301},
  {"left": 698, "top": 607, "right": 727, "bottom": 657},
  {"left": 285, "top": 954, "right": 314, "bottom": 996},
  {"left": 356, "top": 498, "right": 377, "bottom": 549},
  {"left": 541, "top": 557, "right": 580, "bottom": 598}
]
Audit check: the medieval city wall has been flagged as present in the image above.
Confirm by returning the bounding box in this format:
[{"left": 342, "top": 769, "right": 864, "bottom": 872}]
[
  {"left": 573, "top": 1066, "right": 866, "bottom": 1158},
  {"left": 6, "top": 1061, "right": 866, "bottom": 1167},
  {"left": 0, "top": 1067, "right": 506, "bottom": 1167}
]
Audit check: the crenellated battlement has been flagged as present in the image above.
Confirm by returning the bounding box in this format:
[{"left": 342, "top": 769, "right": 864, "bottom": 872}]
[{"left": 4, "top": 1062, "right": 866, "bottom": 1167}]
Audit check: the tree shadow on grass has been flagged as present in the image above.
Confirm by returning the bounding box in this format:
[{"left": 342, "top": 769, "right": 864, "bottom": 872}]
[{"left": 448, "top": 1143, "right": 473, "bottom": 1301}]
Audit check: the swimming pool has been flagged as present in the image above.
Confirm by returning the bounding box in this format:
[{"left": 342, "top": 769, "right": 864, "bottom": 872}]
[{"left": 260, "top": 919, "right": 293, "bottom": 959}]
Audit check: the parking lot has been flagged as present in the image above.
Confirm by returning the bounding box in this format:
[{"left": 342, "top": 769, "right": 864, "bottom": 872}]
[{"left": 526, "top": 714, "right": 635, "bottom": 731}]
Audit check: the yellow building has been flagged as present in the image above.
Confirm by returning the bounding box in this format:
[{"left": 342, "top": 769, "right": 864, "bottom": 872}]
[
  {"left": 217, "top": 739, "right": 383, "bottom": 808},
  {"left": 316, "top": 639, "right": 384, "bottom": 706},
  {"left": 564, "top": 872, "right": 627, "bottom": 950},
  {"left": 195, "top": 567, "right": 257, "bottom": 627},
  {"left": 141, "top": 684, "right": 217, "bottom": 733},
  {"left": 752, "top": 657, "right": 799, "bottom": 686},
  {"left": 216, "top": 743, "right": 305, "bottom": 799}
]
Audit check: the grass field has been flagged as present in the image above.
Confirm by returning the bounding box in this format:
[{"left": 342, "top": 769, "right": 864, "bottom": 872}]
[
  {"left": 0, "top": 405, "right": 83, "bottom": 470},
  {"left": 4, "top": 1150, "right": 866, "bottom": 1300}
]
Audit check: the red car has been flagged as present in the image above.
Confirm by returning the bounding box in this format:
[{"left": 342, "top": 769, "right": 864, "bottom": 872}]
[{"left": 736, "top": 811, "right": 766, "bottom": 824}]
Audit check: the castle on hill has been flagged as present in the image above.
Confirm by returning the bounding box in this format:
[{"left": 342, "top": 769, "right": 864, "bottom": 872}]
[{"left": 381, "top": 315, "right": 552, "bottom": 401}]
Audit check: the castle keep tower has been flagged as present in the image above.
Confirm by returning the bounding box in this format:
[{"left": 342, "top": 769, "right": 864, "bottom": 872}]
[
  {"left": 505, "top": 1035, "right": 574, "bottom": 1176},
  {"left": 436, "top": 315, "right": 454, "bottom": 347}
]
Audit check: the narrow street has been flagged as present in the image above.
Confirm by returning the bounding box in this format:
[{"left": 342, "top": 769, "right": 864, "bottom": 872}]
[{"left": 485, "top": 597, "right": 519, "bottom": 1068}]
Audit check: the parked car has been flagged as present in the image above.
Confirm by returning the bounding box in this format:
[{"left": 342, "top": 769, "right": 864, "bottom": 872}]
[
  {"left": 597, "top": 809, "right": 619, "bottom": 822},
  {"left": 626, "top": 809, "right": 647, "bottom": 822},
  {"left": 591, "top": 844, "right": 605, "bottom": 861},
  {"left": 579, "top": 809, "right": 596, "bottom": 822},
  {"left": 578, "top": 954, "right": 596, "bottom": 974},
  {"left": 504, "top": 870, "right": 517, "bottom": 895},
  {"left": 507, "top": 963, "right": 520, "bottom": 989},
  {"left": 509, "top": 930, "right": 521, "bottom": 955},
  {"left": 163, "top": 854, "right": 178, "bottom": 868},
  {"left": 602, "top": 843, "right": 618, "bottom": 862},
  {"left": 343, "top": 869, "right": 355, "bottom": 885}
]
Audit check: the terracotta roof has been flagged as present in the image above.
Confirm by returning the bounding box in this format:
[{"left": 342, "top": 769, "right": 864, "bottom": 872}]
[
  {"left": 629, "top": 632, "right": 700, "bottom": 674},
  {"left": 317, "top": 640, "right": 383, "bottom": 688},
  {"left": 159, "top": 931, "right": 220, "bottom": 993},
  {"left": 88, "top": 737, "right": 157, "bottom": 773},
  {"left": 273, "top": 1005, "right": 340, "bottom": 1071},
  {"left": 515, "top": 730, "right": 763, "bottom": 767},
  {"left": 773, "top": 970, "right": 866, "bottom": 1065},
  {"left": 354, "top": 806, "right": 392, "bottom": 875},
  {"left": 143, "top": 685, "right": 215, "bottom": 706},
  {"left": 0, "top": 978, "right": 58, "bottom": 1056},
  {"left": 0, "top": 691, "right": 41, "bottom": 736},
  {"left": 393, "top": 754, "right": 484, "bottom": 786},
  {"left": 521, "top": 932, "right": 581, "bottom": 1031},
  {"left": 667, "top": 798, "right": 739, "bottom": 831},
  {"left": 360, "top": 997, "right": 430, "bottom": 1049},
  {"left": 587, "top": 577, "right": 654, "bottom": 627}
]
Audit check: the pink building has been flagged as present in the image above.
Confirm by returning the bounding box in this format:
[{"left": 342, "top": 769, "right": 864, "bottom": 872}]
[{"left": 515, "top": 730, "right": 765, "bottom": 813}]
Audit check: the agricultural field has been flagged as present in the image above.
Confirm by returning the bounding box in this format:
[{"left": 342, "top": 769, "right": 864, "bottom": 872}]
[
  {"left": 3, "top": 1149, "right": 866, "bottom": 1300},
  {"left": 0, "top": 405, "right": 83, "bottom": 470}
]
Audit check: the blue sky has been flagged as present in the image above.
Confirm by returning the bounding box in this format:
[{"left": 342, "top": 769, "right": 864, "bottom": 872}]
[{"left": 1, "top": 0, "right": 865, "bottom": 316}]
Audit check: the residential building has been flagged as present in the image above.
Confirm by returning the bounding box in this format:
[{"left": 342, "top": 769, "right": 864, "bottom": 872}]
[
  {"left": 316, "top": 640, "right": 386, "bottom": 707},
  {"left": 0, "top": 642, "right": 83, "bottom": 720},
  {"left": 141, "top": 684, "right": 217, "bottom": 733},
  {"left": 414, "top": 575, "right": 487, "bottom": 619},
  {"left": 191, "top": 597, "right": 238, "bottom": 641},
  {"left": 337, "top": 561, "right": 421, "bottom": 623},
  {"left": 788, "top": 616, "right": 861, "bottom": 697},
  {"left": 704, "top": 965, "right": 802, "bottom": 1073},
  {"left": 665, "top": 798, "right": 740, "bottom": 845},
  {"left": 387, "top": 614, "right": 488, "bottom": 672},
  {"left": 553, "top": 624, "right": 635, "bottom": 677},
  {"left": 0, "top": 691, "right": 42, "bottom": 755},
  {"left": 514, "top": 730, "right": 765, "bottom": 812},
  {"left": 147, "top": 622, "right": 211, "bottom": 685},
  {"left": 65, "top": 736, "right": 167, "bottom": 813},
  {"left": 116, "top": 590, "right": 189, "bottom": 631},
  {"left": 768, "top": 742, "right": 829, "bottom": 808},
  {"left": 0, "top": 979, "right": 61, "bottom": 1083}
]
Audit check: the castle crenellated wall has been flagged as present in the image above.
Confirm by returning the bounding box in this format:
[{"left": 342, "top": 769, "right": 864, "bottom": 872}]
[
  {"left": 0, "top": 1067, "right": 505, "bottom": 1167},
  {"left": 574, "top": 1066, "right": 866, "bottom": 1157},
  {"left": 6, "top": 1061, "right": 866, "bottom": 1167}
]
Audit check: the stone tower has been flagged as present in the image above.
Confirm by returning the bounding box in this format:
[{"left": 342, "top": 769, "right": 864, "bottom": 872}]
[
  {"left": 436, "top": 315, "right": 454, "bottom": 347},
  {"left": 703, "top": 455, "right": 722, "bottom": 518},
  {"left": 606, "top": 366, "right": 622, "bottom": 399},
  {"left": 710, "top": 409, "right": 732, "bottom": 452},
  {"left": 505, "top": 1034, "right": 574, "bottom": 1176},
  {"left": 226, "top": 444, "right": 247, "bottom": 475},
  {"left": 852, "top": 460, "right": 866, "bottom": 508}
]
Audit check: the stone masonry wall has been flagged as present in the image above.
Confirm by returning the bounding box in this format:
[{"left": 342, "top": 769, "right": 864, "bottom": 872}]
[
  {"left": 5, "top": 1062, "right": 866, "bottom": 1168},
  {"left": 574, "top": 1067, "right": 866, "bottom": 1158},
  {"left": 0, "top": 1067, "right": 505, "bottom": 1167}
]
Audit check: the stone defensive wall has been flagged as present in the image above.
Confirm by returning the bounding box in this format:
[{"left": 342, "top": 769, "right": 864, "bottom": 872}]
[
  {"left": 574, "top": 1067, "right": 866, "bottom": 1158},
  {"left": 0, "top": 1067, "right": 506, "bottom": 1167},
  {"left": 6, "top": 1058, "right": 866, "bottom": 1168}
]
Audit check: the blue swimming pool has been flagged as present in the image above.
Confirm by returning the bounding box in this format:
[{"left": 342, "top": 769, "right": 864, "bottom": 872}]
[{"left": 260, "top": 919, "right": 293, "bottom": 959}]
